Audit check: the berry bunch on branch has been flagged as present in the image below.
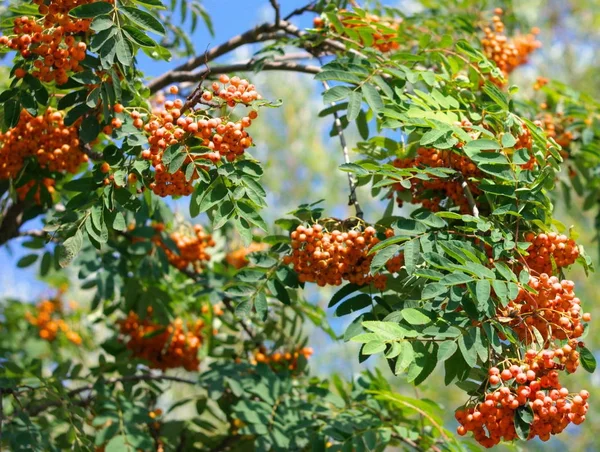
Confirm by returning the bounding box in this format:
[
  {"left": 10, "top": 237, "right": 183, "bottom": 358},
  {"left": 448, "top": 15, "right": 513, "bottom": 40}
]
[{"left": 118, "top": 310, "right": 205, "bottom": 371}]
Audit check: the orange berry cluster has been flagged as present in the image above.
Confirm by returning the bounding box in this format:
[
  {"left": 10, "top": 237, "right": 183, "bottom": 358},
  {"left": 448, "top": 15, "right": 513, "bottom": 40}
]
[
  {"left": 25, "top": 295, "right": 82, "bottom": 345},
  {"left": 152, "top": 224, "right": 214, "bottom": 272},
  {"left": 313, "top": 11, "right": 401, "bottom": 53},
  {"left": 392, "top": 147, "right": 481, "bottom": 213},
  {"left": 535, "top": 113, "right": 574, "bottom": 149},
  {"left": 456, "top": 351, "right": 589, "bottom": 447},
  {"left": 134, "top": 83, "right": 258, "bottom": 197},
  {"left": 283, "top": 224, "right": 401, "bottom": 289},
  {"left": 524, "top": 232, "right": 579, "bottom": 275},
  {"left": 118, "top": 311, "right": 204, "bottom": 371},
  {"left": 251, "top": 345, "right": 314, "bottom": 373},
  {"left": 0, "top": 109, "right": 87, "bottom": 180},
  {"left": 1, "top": 0, "right": 98, "bottom": 84},
  {"left": 533, "top": 76, "right": 549, "bottom": 90},
  {"left": 204, "top": 74, "right": 261, "bottom": 107},
  {"left": 482, "top": 9, "right": 541, "bottom": 84},
  {"left": 16, "top": 178, "right": 56, "bottom": 204},
  {"left": 502, "top": 274, "right": 589, "bottom": 345},
  {"left": 225, "top": 242, "right": 268, "bottom": 269}
]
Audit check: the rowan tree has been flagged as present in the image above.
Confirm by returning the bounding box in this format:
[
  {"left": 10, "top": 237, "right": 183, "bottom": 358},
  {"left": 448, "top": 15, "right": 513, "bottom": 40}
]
[{"left": 0, "top": 0, "right": 597, "bottom": 451}]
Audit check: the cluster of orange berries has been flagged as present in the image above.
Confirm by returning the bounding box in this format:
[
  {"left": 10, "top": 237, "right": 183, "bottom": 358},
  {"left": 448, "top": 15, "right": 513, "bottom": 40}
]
[
  {"left": 118, "top": 310, "right": 204, "bottom": 371},
  {"left": 0, "top": 109, "right": 87, "bottom": 181},
  {"left": 533, "top": 76, "right": 549, "bottom": 90},
  {"left": 482, "top": 9, "right": 541, "bottom": 84},
  {"left": 251, "top": 345, "right": 314, "bottom": 372},
  {"left": 502, "top": 273, "right": 590, "bottom": 345},
  {"left": 392, "top": 147, "right": 481, "bottom": 213},
  {"left": 25, "top": 296, "right": 82, "bottom": 344},
  {"left": 283, "top": 224, "right": 402, "bottom": 289},
  {"left": 0, "top": 0, "right": 99, "bottom": 84},
  {"left": 225, "top": 242, "right": 268, "bottom": 269},
  {"left": 535, "top": 113, "right": 575, "bottom": 149},
  {"left": 456, "top": 350, "right": 589, "bottom": 447},
  {"left": 203, "top": 75, "right": 261, "bottom": 107},
  {"left": 524, "top": 232, "right": 579, "bottom": 275},
  {"left": 313, "top": 11, "right": 401, "bottom": 53},
  {"left": 16, "top": 178, "right": 56, "bottom": 204},
  {"left": 152, "top": 224, "right": 214, "bottom": 272},
  {"left": 134, "top": 83, "right": 258, "bottom": 197}
]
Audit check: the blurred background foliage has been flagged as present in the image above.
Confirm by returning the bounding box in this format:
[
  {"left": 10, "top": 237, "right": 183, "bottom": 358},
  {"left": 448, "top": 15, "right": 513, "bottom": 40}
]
[{"left": 1, "top": 0, "right": 599, "bottom": 450}]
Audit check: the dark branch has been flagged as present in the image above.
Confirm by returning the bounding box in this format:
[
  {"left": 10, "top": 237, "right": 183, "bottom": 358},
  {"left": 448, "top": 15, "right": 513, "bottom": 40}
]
[
  {"left": 148, "top": 24, "right": 283, "bottom": 93},
  {"left": 160, "top": 61, "right": 322, "bottom": 88},
  {"left": 269, "top": 0, "right": 281, "bottom": 25},
  {"left": 25, "top": 374, "right": 197, "bottom": 416},
  {"left": 458, "top": 175, "right": 479, "bottom": 218},
  {"left": 283, "top": 1, "right": 317, "bottom": 21},
  {"left": 0, "top": 201, "right": 26, "bottom": 247}
]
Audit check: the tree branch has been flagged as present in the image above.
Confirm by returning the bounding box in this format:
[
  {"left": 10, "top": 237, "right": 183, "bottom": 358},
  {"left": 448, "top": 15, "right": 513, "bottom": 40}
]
[
  {"left": 0, "top": 201, "right": 26, "bottom": 247},
  {"left": 283, "top": 1, "right": 317, "bottom": 21},
  {"left": 321, "top": 80, "right": 364, "bottom": 219},
  {"left": 25, "top": 374, "right": 197, "bottom": 416},
  {"left": 159, "top": 61, "right": 322, "bottom": 88},
  {"left": 269, "top": 0, "right": 281, "bottom": 25},
  {"left": 458, "top": 175, "right": 479, "bottom": 218},
  {"left": 148, "top": 24, "right": 282, "bottom": 93}
]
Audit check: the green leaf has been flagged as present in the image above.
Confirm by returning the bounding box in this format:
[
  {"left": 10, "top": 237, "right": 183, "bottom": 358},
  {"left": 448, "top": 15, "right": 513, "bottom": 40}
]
[
  {"left": 403, "top": 239, "right": 420, "bottom": 275},
  {"left": 328, "top": 283, "right": 360, "bottom": 308},
  {"left": 362, "top": 321, "right": 407, "bottom": 340},
  {"left": 458, "top": 330, "right": 478, "bottom": 367},
  {"left": 394, "top": 342, "right": 414, "bottom": 375},
  {"left": 120, "top": 7, "right": 166, "bottom": 35},
  {"left": 323, "top": 86, "right": 350, "bottom": 104},
  {"left": 476, "top": 280, "right": 491, "bottom": 306},
  {"left": 464, "top": 139, "right": 501, "bottom": 152},
  {"left": 437, "top": 340, "right": 457, "bottom": 362},
  {"left": 4, "top": 99, "right": 20, "bottom": 128},
  {"left": 440, "top": 273, "right": 474, "bottom": 286},
  {"left": 122, "top": 25, "right": 157, "bottom": 48},
  {"left": 579, "top": 345, "right": 597, "bottom": 373},
  {"left": 370, "top": 244, "right": 401, "bottom": 274},
  {"left": 362, "top": 84, "right": 383, "bottom": 114},
  {"left": 57, "top": 230, "right": 83, "bottom": 268},
  {"left": 315, "top": 70, "right": 362, "bottom": 84},
  {"left": 70, "top": 1, "right": 114, "bottom": 18},
  {"left": 347, "top": 91, "right": 362, "bottom": 121},
  {"left": 421, "top": 283, "right": 447, "bottom": 300},
  {"left": 401, "top": 308, "right": 431, "bottom": 325},
  {"left": 115, "top": 32, "right": 134, "bottom": 67},
  {"left": 514, "top": 405, "right": 534, "bottom": 440},
  {"left": 80, "top": 115, "right": 100, "bottom": 143},
  {"left": 335, "top": 294, "right": 372, "bottom": 317},
  {"left": 112, "top": 212, "right": 126, "bottom": 231},
  {"left": 17, "top": 254, "right": 38, "bottom": 268},
  {"left": 363, "top": 341, "right": 386, "bottom": 355}
]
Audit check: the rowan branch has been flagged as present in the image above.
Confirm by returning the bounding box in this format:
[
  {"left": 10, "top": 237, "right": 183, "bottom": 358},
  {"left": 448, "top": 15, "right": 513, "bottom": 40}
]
[
  {"left": 0, "top": 201, "right": 26, "bottom": 246},
  {"left": 160, "top": 61, "right": 322, "bottom": 88},
  {"left": 458, "top": 175, "right": 479, "bottom": 218},
  {"left": 25, "top": 374, "right": 197, "bottom": 416},
  {"left": 321, "top": 80, "right": 364, "bottom": 219},
  {"left": 269, "top": 0, "right": 281, "bottom": 25},
  {"left": 148, "top": 24, "right": 282, "bottom": 93},
  {"left": 283, "top": 1, "right": 317, "bottom": 21}
]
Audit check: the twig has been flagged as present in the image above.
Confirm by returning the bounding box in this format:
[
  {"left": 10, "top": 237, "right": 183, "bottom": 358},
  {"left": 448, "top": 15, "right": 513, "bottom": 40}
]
[
  {"left": 18, "top": 229, "right": 49, "bottom": 239},
  {"left": 160, "top": 61, "right": 322, "bottom": 88},
  {"left": 321, "top": 80, "right": 364, "bottom": 219},
  {"left": 82, "top": 142, "right": 103, "bottom": 161},
  {"left": 148, "top": 24, "right": 282, "bottom": 93},
  {"left": 269, "top": 0, "right": 281, "bottom": 25},
  {"left": 283, "top": 1, "right": 317, "bottom": 21},
  {"left": 0, "top": 201, "right": 26, "bottom": 246},
  {"left": 27, "top": 374, "right": 197, "bottom": 416},
  {"left": 458, "top": 175, "right": 479, "bottom": 217}
]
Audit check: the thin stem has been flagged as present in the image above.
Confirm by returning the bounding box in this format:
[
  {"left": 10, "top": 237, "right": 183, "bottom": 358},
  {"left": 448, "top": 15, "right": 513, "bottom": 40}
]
[
  {"left": 458, "top": 175, "right": 479, "bottom": 218},
  {"left": 269, "top": 0, "right": 281, "bottom": 25},
  {"left": 321, "top": 79, "right": 364, "bottom": 219}
]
